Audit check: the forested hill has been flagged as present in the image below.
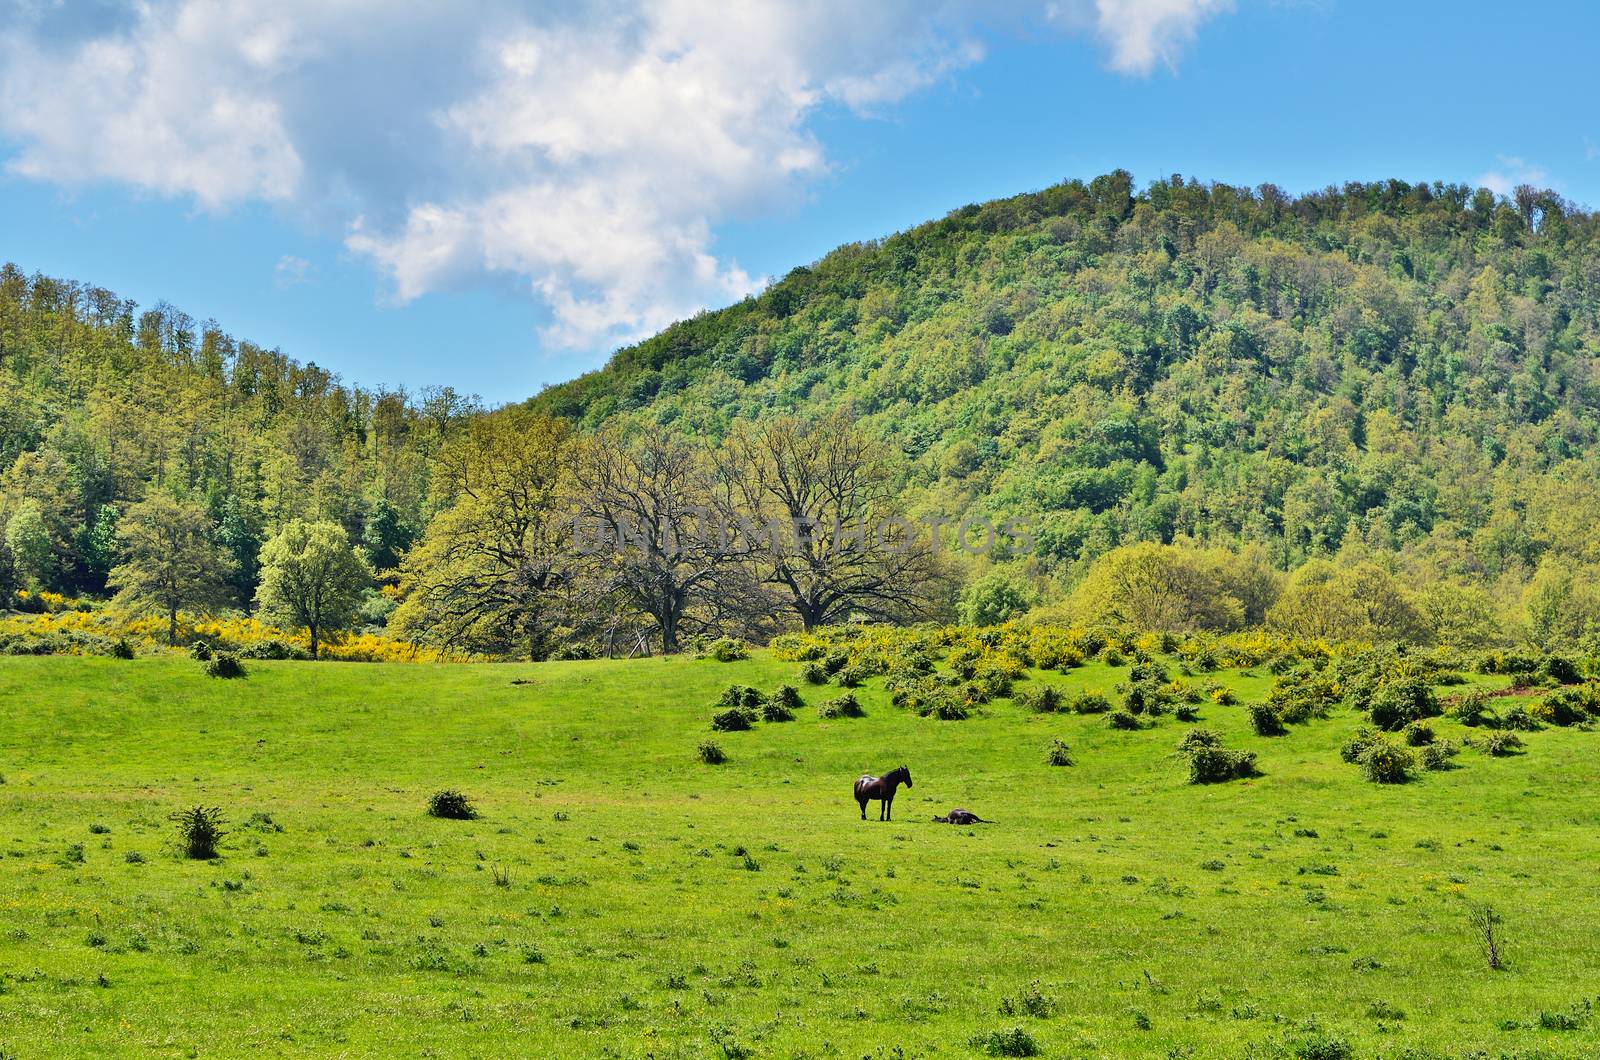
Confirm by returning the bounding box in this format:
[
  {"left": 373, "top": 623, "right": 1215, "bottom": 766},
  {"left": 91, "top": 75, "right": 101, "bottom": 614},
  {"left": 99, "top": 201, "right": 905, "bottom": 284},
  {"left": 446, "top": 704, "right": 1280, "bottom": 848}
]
[
  {"left": 533, "top": 172, "right": 1600, "bottom": 601},
  {"left": 0, "top": 264, "right": 477, "bottom": 602}
]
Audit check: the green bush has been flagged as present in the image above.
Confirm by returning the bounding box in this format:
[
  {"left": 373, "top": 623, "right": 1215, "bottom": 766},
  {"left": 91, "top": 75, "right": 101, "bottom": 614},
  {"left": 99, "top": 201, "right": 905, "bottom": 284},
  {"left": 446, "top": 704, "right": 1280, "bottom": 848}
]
[
  {"left": 111, "top": 638, "right": 136, "bottom": 660},
  {"left": 818, "top": 693, "right": 864, "bottom": 719},
  {"left": 1369, "top": 675, "right": 1440, "bottom": 731},
  {"left": 1174, "top": 704, "right": 1200, "bottom": 722},
  {"left": 1340, "top": 726, "right": 1383, "bottom": 763},
  {"left": 970, "top": 1026, "right": 1040, "bottom": 1057},
  {"left": 1107, "top": 709, "right": 1141, "bottom": 731},
  {"left": 1019, "top": 684, "right": 1065, "bottom": 713},
  {"left": 1069, "top": 690, "right": 1112, "bottom": 714},
  {"left": 1419, "top": 740, "right": 1459, "bottom": 771},
  {"left": 1402, "top": 721, "right": 1434, "bottom": 746},
  {"left": 699, "top": 637, "right": 748, "bottom": 662},
  {"left": 1045, "top": 738, "right": 1073, "bottom": 766},
  {"left": 189, "top": 640, "right": 214, "bottom": 661},
  {"left": 1499, "top": 705, "right": 1543, "bottom": 731},
  {"left": 710, "top": 707, "right": 755, "bottom": 732},
  {"left": 1448, "top": 690, "right": 1500, "bottom": 728},
  {"left": 718, "top": 684, "right": 762, "bottom": 708},
  {"left": 1248, "top": 702, "right": 1286, "bottom": 737},
  {"left": 205, "top": 652, "right": 246, "bottom": 679},
  {"left": 1177, "top": 728, "right": 1223, "bottom": 754},
  {"left": 1358, "top": 738, "right": 1414, "bottom": 783},
  {"left": 1479, "top": 730, "right": 1523, "bottom": 757},
  {"left": 1539, "top": 655, "right": 1582, "bottom": 685},
  {"left": 798, "top": 661, "right": 827, "bottom": 685},
  {"left": 698, "top": 741, "right": 727, "bottom": 765},
  {"left": 1536, "top": 685, "right": 1599, "bottom": 726},
  {"left": 427, "top": 790, "right": 477, "bottom": 820},
  {"left": 170, "top": 806, "right": 226, "bottom": 859},
  {"left": 1184, "top": 746, "right": 1257, "bottom": 784}
]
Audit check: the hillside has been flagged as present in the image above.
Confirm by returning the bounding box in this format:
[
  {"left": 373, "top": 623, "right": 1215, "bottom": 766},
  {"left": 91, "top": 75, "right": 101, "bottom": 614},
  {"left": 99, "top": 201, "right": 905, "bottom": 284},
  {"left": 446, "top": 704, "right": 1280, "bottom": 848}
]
[{"left": 532, "top": 172, "right": 1600, "bottom": 622}]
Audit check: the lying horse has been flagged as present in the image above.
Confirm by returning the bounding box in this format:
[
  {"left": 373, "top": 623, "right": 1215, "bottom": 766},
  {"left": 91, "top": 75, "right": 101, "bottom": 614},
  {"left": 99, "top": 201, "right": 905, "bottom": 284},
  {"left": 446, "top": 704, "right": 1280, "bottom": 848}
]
[
  {"left": 933, "top": 808, "right": 991, "bottom": 825},
  {"left": 854, "top": 765, "right": 912, "bottom": 821}
]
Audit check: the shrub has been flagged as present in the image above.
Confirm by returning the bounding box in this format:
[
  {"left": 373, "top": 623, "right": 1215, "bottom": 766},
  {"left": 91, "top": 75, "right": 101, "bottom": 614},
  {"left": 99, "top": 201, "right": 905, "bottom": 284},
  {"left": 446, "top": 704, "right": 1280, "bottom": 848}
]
[
  {"left": 698, "top": 741, "right": 727, "bottom": 765},
  {"left": 1340, "top": 726, "right": 1382, "bottom": 763},
  {"left": 236, "top": 638, "right": 306, "bottom": 661},
  {"left": 1102, "top": 649, "right": 1125, "bottom": 667},
  {"left": 769, "top": 684, "right": 802, "bottom": 708},
  {"left": 835, "top": 663, "right": 871, "bottom": 688},
  {"left": 1177, "top": 728, "right": 1223, "bottom": 754},
  {"left": 1019, "top": 685, "right": 1065, "bottom": 713},
  {"left": 1108, "top": 709, "right": 1141, "bottom": 731},
  {"left": 822, "top": 649, "right": 849, "bottom": 675},
  {"left": 929, "top": 697, "right": 970, "bottom": 721},
  {"left": 699, "top": 637, "right": 749, "bottom": 662},
  {"left": 1535, "top": 685, "right": 1599, "bottom": 726},
  {"left": 710, "top": 707, "right": 755, "bottom": 732},
  {"left": 1207, "top": 684, "right": 1238, "bottom": 706},
  {"left": 1046, "top": 738, "right": 1073, "bottom": 766},
  {"left": 1357, "top": 738, "right": 1413, "bottom": 784},
  {"left": 205, "top": 652, "right": 246, "bottom": 679},
  {"left": 1449, "top": 690, "right": 1500, "bottom": 728},
  {"left": 1369, "top": 675, "right": 1440, "bottom": 731},
  {"left": 818, "top": 694, "right": 864, "bottom": 719},
  {"left": 111, "top": 638, "right": 136, "bottom": 660},
  {"left": 1419, "top": 740, "right": 1459, "bottom": 771},
  {"left": 1185, "top": 746, "right": 1258, "bottom": 784},
  {"left": 1499, "top": 705, "right": 1543, "bottom": 731},
  {"left": 189, "top": 640, "right": 214, "bottom": 661},
  {"left": 1248, "top": 703, "right": 1287, "bottom": 737},
  {"left": 759, "top": 698, "right": 795, "bottom": 723},
  {"left": 718, "top": 684, "right": 762, "bottom": 708},
  {"left": 427, "top": 790, "right": 478, "bottom": 820},
  {"left": 1174, "top": 704, "right": 1200, "bottom": 722},
  {"left": 1540, "top": 655, "right": 1582, "bottom": 685},
  {"left": 970, "top": 1027, "right": 1040, "bottom": 1057},
  {"left": 1402, "top": 721, "right": 1434, "bottom": 746},
  {"left": 170, "top": 806, "right": 226, "bottom": 859},
  {"left": 1069, "top": 690, "right": 1112, "bottom": 714},
  {"left": 1479, "top": 731, "right": 1523, "bottom": 757},
  {"left": 798, "top": 661, "right": 827, "bottom": 685}
]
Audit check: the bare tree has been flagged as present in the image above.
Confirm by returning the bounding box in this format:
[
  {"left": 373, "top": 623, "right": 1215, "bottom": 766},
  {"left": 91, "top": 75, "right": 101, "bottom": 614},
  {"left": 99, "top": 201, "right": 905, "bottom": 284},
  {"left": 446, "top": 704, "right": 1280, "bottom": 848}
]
[
  {"left": 575, "top": 427, "right": 756, "bottom": 653},
  {"left": 720, "top": 413, "right": 945, "bottom": 630}
]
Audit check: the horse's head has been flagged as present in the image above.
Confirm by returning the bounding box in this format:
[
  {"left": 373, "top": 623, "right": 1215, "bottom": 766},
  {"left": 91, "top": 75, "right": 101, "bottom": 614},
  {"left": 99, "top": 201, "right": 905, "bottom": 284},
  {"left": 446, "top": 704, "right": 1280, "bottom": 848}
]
[{"left": 901, "top": 764, "right": 912, "bottom": 788}]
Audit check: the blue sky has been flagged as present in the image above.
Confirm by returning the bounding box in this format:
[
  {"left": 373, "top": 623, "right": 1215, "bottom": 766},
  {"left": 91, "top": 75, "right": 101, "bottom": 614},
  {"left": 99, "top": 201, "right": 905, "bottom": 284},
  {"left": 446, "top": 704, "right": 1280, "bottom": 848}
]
[{"left": 2, "top": 1, "right": 1596, "bottom": 405}]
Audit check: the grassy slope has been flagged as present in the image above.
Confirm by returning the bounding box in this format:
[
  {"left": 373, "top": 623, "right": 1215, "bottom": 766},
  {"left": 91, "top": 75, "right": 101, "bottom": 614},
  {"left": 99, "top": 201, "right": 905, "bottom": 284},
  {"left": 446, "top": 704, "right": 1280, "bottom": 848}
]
[{"left": 2, "top": 655, "right": 1599, "bottom": 1057}]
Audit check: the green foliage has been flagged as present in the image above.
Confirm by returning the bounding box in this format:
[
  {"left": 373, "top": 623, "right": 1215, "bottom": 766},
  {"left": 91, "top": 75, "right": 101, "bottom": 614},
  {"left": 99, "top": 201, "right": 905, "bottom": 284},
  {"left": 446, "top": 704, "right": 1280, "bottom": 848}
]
[
  {"left": 818, "top": 693, "right": 864, "bottom": 719},
  {"left": 1357, "top": 737, "right": 1414, "bottom": 784},
  {"left": 426, "top": 791, "right": 478, "bottom": 820},
  {"left": 1248, "top": 702, "right": 1287, "bottom": 737},
  {"left": 700, "top": 638, "right": 749, "bottom": 662},
  {"left": 710, "top": 707, "right": 755, "bottom": 732},
  {"left": 170, "top": 806, "right": 226, "bottom": 859},
  {"left": 1045, "top": 738, "right": 1073, "bottom": 766},
  {"left": 204, "top": 652, "right": 246, "bottom": 679},
  {"left": 1178, "top": 730, "right": 1257, "bottom": 784},
  {"left": 697, "top": 741, "right": 727, "bottom": 765},
  {"left": 256, "top": 521, "right": 372, "bottom": 659}
]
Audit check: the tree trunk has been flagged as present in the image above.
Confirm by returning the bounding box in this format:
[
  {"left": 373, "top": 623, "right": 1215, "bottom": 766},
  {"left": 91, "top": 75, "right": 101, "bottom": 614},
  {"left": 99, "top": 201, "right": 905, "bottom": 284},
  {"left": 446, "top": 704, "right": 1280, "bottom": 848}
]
[
  {"left": 169, "top": 608, "right": 179, "bottom": 647},
  {"left": 309, "top": 624, "right": 320, "bottom": 660},
  {"left": 661, "top": 610, "right": 678, "bottom": 654}
]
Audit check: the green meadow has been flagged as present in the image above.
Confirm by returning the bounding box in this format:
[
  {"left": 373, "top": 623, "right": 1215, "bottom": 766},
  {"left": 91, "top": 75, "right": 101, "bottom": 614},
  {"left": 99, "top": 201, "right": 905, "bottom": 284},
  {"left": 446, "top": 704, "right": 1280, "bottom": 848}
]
[{"left": 2, "top": 653, "right": 1599, "bottom": 1057}]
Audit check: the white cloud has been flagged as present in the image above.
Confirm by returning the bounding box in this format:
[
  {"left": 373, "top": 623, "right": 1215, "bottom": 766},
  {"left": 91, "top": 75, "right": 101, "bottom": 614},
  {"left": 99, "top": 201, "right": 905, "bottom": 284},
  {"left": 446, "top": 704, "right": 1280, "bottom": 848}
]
[
  {"left": 1048, "top": 0, "right": 1232, "bottom": 74},
  {"left": 0, "top": 1, "right": 1229, "bottom": 355},
  {"left": 274, "top": 254, "right": 311, "bottom": 288},
  {"left": 1476, "top": 156, "right": 1549, "bottom": 197}
]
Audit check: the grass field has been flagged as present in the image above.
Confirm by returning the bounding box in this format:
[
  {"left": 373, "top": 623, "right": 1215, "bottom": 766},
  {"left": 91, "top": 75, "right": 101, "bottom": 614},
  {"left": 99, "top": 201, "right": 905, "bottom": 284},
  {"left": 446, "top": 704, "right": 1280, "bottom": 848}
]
[{"left": 3, "top": 652, "right": 1600, "bottom": 1057}]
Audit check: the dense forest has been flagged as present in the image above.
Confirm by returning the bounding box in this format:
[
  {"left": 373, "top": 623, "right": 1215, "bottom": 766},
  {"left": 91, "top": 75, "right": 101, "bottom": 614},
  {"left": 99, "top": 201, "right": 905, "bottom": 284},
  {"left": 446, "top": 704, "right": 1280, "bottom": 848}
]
[
  {"left": 0, "top": 263, "right": 478, "bottom": 611},
  {"left": 5, "top": 171, "right": 1600, "bottom": 653},
  {"left": 532, "top": 172, "right": 1600, "bottom": 645}
]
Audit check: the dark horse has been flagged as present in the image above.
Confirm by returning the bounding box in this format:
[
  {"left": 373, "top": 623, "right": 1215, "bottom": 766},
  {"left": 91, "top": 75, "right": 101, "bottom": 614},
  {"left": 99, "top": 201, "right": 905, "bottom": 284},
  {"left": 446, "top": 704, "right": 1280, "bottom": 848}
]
[{"left": 854, "top": 765, "right": 912, "bottom": 821}]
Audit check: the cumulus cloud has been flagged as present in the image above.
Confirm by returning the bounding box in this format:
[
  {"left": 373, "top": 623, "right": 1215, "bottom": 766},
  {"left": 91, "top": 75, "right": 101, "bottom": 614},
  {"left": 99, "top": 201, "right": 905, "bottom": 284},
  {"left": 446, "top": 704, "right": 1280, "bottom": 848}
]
[
  {"left": 0, "top": 0, "right": 1228, "bottom": 353},
  {"left": 274, "top": 254, "right": 311, "bottom": 288},
  {"left": 1048, "top": 0, "right": 1232, "bottom": 74}
]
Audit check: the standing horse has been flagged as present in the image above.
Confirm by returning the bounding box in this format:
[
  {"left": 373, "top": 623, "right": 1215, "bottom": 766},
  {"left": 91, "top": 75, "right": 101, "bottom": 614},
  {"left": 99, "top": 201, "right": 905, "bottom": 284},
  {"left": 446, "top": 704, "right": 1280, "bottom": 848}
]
[{"left": 854, "top": 765, "right": 913, "bottom": 821}]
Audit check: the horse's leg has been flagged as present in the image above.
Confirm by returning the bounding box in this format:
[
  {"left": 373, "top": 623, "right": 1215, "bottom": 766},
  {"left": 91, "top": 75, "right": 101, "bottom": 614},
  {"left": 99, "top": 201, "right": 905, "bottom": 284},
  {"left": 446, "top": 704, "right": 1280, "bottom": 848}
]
[
  {"left": 886, "top": 791, "right": 894, "bottom": 821},
  {"left": 858, "top": 796, "right": 867, "bottom": 820}
]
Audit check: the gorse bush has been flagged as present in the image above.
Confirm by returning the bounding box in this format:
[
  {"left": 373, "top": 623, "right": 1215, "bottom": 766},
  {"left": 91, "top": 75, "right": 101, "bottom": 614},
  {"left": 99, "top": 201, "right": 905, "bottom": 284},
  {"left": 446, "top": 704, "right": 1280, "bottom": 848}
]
[
  {"left": 818, "top": 693, "right": 864, "bottom": 719},
  {"left": 1420, "top": 739, "right": 1459, "bottom": 770},
  {"left": 970, "top": 1026, "right": 1040, "bottom": 1057},
  {"left": 1357, "top": 737, "right": 1414, "bottom": 784},
  {"left": 718, "top": 685, "right": 762, "bottom": 708},
  {"left": 1069, "top": 690, "right": 1112, "bottom": 714},
  {"left": 698, "top": 741, "right": 727, "bottom": 765},
  {"left": 427, "top": 790, "right": 478, "bottom": 820},
  {"left": 710, "top": 707, "right": 755, "bottom": 732},
  {"left": 1045, "top": 738, "right": 1073, "bottom": 767},
  {"left": 1248, "top": 702, "right": 1287, "bottom": 736},
  {"left": 1479, "top": 730, "right": 1524, "bottom": 757},
  {"left": 205, "top": 652, "right": 246, "bottom": 679},
  {"left": 698, "top": 638, "right": 748, "bottom": 662},
  {"left": 170, "top": 806, "right": 226, "bottom": 859},
  {"left": 767, "top": 685, "right": 802, "bottom": 710},
  {"left": 1182, "top": 743, "right": 1257, "bottom": 784},
  {"left": 1340, "top": 726, "right": 1382, "bottom": 763},
  {"left": 1177, "top": 728, "right": 1223, "bottom": 754},
  {"left": 189, "top": 640, "right": 213, "bottom": 661},
  {"left": 1402, "top": 721, "right": 1434, "bottom": 746},
  {"left": 1108, "top": 709, "right": 1141, "bottom": 731},
  {"left": 798, "top": 661, "right": 827, "bottom": 685},
  {"left": 1019, "top": 684, "right": 1065, "bottom": 713},
  {"left": 1369, "top": 674, "right": 1441, "bottom": 731}
]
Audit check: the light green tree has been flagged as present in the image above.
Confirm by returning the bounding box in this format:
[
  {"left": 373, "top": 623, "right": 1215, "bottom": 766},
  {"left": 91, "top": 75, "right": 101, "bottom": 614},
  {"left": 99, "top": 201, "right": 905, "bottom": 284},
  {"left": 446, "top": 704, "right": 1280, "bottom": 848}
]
[
  {"left": 256, "top": 520, "right": 371, "bottom": 659},
  {"left": 4, "top": 500, "right": 54, "bottom": 590},
  {"left": 107, "top": 494, "right": 233, "bottom": 645}
]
